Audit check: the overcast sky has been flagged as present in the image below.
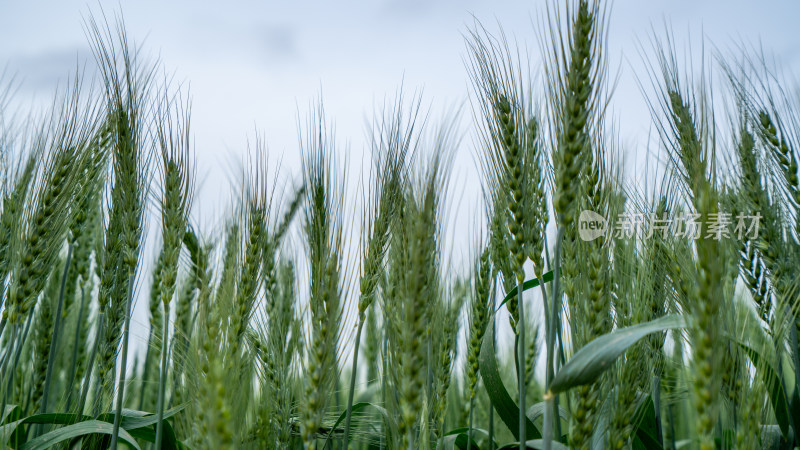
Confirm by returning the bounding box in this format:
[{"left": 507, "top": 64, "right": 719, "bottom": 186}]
[
  {"left": 3, "top": 1, "right": 799, "bottom": 206},
  {"left": 2, "top": 1, "right": 800, "bottom": 360}
]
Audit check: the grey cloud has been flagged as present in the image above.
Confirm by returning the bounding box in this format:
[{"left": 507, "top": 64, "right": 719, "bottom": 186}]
[
  {"left": 6, "top": 47, "right": 96, "bottom": 92},
  {"left": 258, "top": 24, "right": 297, "bottom": 61}
]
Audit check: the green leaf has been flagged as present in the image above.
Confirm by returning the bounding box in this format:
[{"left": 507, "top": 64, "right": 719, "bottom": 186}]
[
  {"left": 760, "top": 425, "right": 788, "bottom": 450},
  {"left": 525, "top": 402, "right": 570, "bottom": 424},
  {"left": 9, "top": 412, "right": 83, "bottom": 425},
  {"left": 112, "top": 408, "right": 184, "bottom": 449},
  {"left": 549, "top": 315, "right": 686, "bottom": 394},
  {"left": 2, "top": 406, "right": 20, "bottom": 425},
  {"left": 479, "top": 319, "right": 540, "bottom": 440},
  {"left": 789, "top": 391, "right": 800, "bottom": 441},
  {"left": 439, "top": 427, "right": 492, "bottom": 450},
  {"left": 323, "top": 402, "right": 396, "bottom": 446},
  {"left": 632, "top": 396, "right": 662, "bottom": 450},
  {"left": 0, "top": 407, "right": 185, "bottom": 449},
  {"left": 495, "top": 271, "right": 554, "bottom": 312},
  {"left": 451, "top": 433, "right": 481, "bottom": 450},
  {"left": 101, "top": 406, "right": 184, "bottom": 431},
  {"left": 442, "top": 427, "right": 489, "bottom": 437},
  {"left": 731, "top": 337, "right": 791, "bottom": 438},
  {"left": 436, "top": 427, "right": 488, "bottom": 450},
  {"left": 126, "top": 422, "right": 181, "bottom": 450},
  {"left": 497, "top": 439, "right": 569, "bottom": 449},
  {"left": 18, "top": 420, "right": 141, "bottom": 450},
  {"left": 0, "top": 413, "right": 83, "bottom": 446}
]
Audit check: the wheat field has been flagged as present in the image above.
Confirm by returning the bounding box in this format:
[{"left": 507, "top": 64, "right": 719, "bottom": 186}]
[{"left": 0, "top": 0, "right": 799, "bottom": 449}]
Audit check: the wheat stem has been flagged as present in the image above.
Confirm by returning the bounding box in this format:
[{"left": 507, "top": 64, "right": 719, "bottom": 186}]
[
  {"left": 111, "top": 272, "right": 135, "bottom": 450},
  {"left": 343, "top": 313, "right": 365, "bottom": 447},
  {"left": 517, "top": 273, "right": 526, "bottom": 448},
  {"left": 65, "top": 283, "right": 88, "bottom": 412},
  {"left": 78, "top": 311, "right": 103, "bottom": 416},
  {"left": 544, "top": 225, "right": 565, "bottom": 450},
  {"left": 6, "top": 313, "right": 33, "bottom": 404},
  {"left": 37, "top": 244, "right": 73, "bottom": 436},
  {"left": 155, "top": 302, "right": 170, "bottom": 450}
]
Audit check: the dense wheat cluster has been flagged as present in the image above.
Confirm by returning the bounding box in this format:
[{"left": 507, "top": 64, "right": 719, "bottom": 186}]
[{"left": 1, "top": 1, "right": 800, "bottom": 449}]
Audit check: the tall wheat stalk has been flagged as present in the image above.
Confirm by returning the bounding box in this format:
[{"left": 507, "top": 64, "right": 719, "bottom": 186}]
[{"left": 153, "top": 90, "right": 193, "bottom": 450}]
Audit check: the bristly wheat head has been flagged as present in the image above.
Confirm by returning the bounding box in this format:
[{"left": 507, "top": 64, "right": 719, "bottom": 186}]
[
  {"left": 466, "top": 246, "right": 491, "bottom": 401},
  {"left": 543, "top": 0, "right": 608, "bottom": 446},
  {"left": 343, "top": 95, "right": 412, "bottom": 447},
  {"left": 154, "top": 88, "right": 194, "bottom": 450},
  {"left": 86, "top": 16, "right": 153, "bottom": 415},
  {"left": 386, "top": 139, "right": 448, "bottom": 448},
  {"left": 300, "top": 102, "right": 344, "bottom": 449},
  {"left": 653, "top": 44, "right": 732, "bottom": 448}
]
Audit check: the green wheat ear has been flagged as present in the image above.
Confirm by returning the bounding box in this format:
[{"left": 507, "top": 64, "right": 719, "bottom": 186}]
[
  {"left": 300, "top": 102, "right": 345, "bottom": 449},
  {"left": 84, "top": 17, "right": 154, "bottom": 428},
  {"left": 654, "top": 44, "right": 733, "bottom": 449},
  {"left": 343, "top": 95, "right": 411, "bottom": 447},
  {"left": 542, "top": 1, "right": 609, "bottom": 447},
  {"left": 154, "top": 88, "right": 194, "bottom": 450},
  {"left": 466, "top": 246, "right": 492, "bottom": 402}
]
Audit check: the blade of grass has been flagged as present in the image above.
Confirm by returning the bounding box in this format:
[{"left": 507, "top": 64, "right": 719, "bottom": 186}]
[
  {"left": 324, "top": 401, "right": 396, "bottom": 446},
  {"left": 64, "top": 283, "right": 89, "bottom": 413},
  {"left": 494, "top": 271, "right": 554, "bottom": 313},
  {"left": 110, "top": 273, "right": 135, "bottom": 450},
  {"left": 479, "top": 318, "right": 540, "bottom": 440},
  {"left": 39, "top": 245, "right": 73, "bottom": 425},
  {"left": 731, "top": 336, "right": 792, "bottom": 437},
  {"left": 549, "top": 315, "right": 686, "bottom": 394},
  {"left": 155, "top": 302, "right": 170, "bottom": 450},
  {"left": 20, "top": 420, "right": 140, "bottom": 450}
]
